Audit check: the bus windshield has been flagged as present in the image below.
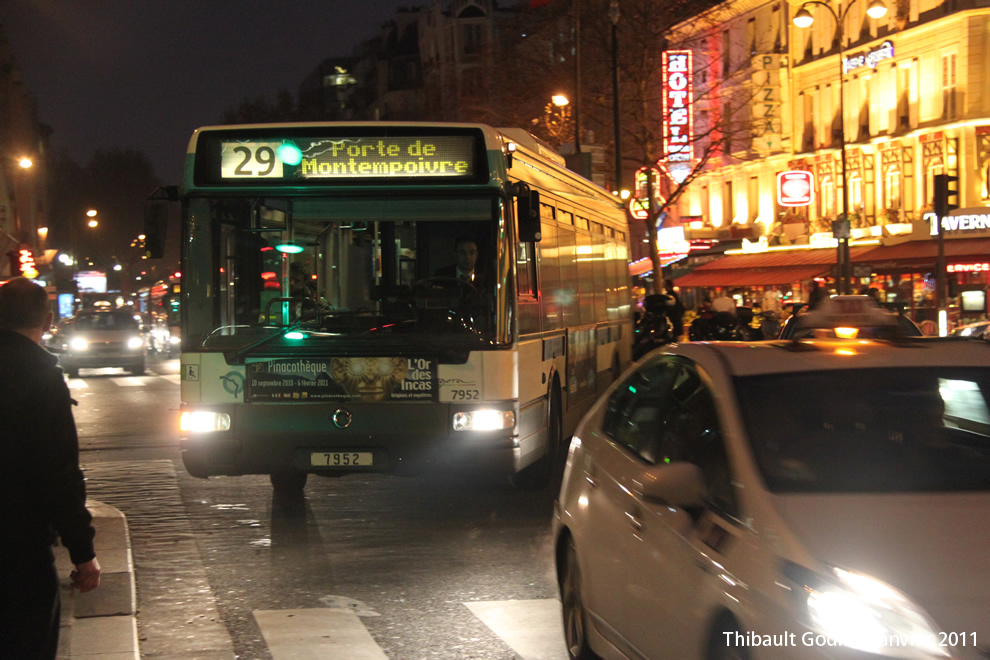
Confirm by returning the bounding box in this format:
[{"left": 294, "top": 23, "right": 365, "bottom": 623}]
[{"left": 183, "top": 194, "right": 508, "bottom": 354}]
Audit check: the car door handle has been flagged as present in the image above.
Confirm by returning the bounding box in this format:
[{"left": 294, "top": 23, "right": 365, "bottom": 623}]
[
  {"left": 695, "top": 559, "right": 715, "bottom": 574},
  {"left": 625, "top": 511, "right": 643, "bottom": 531},
  {"left": 585, "top": 473, "right": 599, "bottom": 488}
]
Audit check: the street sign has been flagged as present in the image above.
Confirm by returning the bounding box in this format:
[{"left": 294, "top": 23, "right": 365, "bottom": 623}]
[{"left": 777, "top": 170, "right": 814, "bottom": 206}]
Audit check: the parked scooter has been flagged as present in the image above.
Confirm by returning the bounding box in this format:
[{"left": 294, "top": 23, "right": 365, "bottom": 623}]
[
  {"left": 633, "top": 294, "right": 676, "bottom": 359},
  {"left": 689, "top": 308, "right": 746, "bottom": 341}
]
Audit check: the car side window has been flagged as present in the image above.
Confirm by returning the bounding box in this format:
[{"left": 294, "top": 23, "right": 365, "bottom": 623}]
[
  {"left": 673, "top": 382, "right": 738, "bottom": 520},
  {"left": 601, "top": 359, "right": 679, "bottom": 458},
  {"left": 639, "top": 363, "right": 739, "bottom": 520}
]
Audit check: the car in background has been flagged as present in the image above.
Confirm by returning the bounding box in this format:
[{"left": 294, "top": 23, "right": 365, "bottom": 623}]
[
  {"left": 778, "top": 296, "right": 923, "bottom": 339},
  {"left": 53, "top": 308, "right": 146, "bottom": 377},
  {"left": 553, "top": 296, "right": 990, "bottom": 659},
  {"left": 952, "top": 320, "right": 990, "bottom": 339}
]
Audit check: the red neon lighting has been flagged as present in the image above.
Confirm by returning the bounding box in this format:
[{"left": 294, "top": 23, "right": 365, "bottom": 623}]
[
  {"left": 948, "top": 263, "right": 990, "bottom": 272},
  {"left": 662, "top": 51, "right": 693, "bottom": 163},
  {"left": 261, "top": 271, "right": 278, "bottom": 280},
  {"left": 260, "top": 246, "right": 274, "bottom": 252}
]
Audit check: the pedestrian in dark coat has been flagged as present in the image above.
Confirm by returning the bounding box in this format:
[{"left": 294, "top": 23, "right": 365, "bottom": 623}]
[{"left": 0, "top": 277, "right": 100, "bottom": 659}]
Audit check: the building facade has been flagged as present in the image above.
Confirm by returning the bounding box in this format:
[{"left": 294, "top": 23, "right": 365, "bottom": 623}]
[
  {"left": 666, "top": 0, "right": 990, "bottom": 328},
  {"left": 0, "top": 26, "right": 48, "bottom": 280}
]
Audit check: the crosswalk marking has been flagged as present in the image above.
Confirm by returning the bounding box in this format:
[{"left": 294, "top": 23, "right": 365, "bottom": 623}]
[
  {"left": 465, "top": 599, "right": 569, "bottom": 660},
  {"left": 252, "top": 600, "right": 567, "bottom": 660},
  {"left": 254, "top": 609, "right": 388, "bottom": 660},
  {"left": 110, "top": 377, "right": 147, "bottom": 387},
  {"left": 66, "top": 374, "right": 180, "bottom": 388}
]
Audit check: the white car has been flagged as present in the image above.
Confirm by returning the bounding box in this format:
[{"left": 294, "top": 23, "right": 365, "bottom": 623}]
[{"left": 553, "top": 297, "right": 990, "bottom": 660}]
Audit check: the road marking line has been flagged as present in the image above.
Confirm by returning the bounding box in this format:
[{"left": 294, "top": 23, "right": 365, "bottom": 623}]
[
  {"left": 67, "top": 379, "right": 89, "bottom": 389},
  {"left": 159, "top": 374, "right": 181, "bottom": 385},
  {"left": 464, "top": 599, "right": 569, "bottom": 660},
  {"left": 110, "top": 377, "right": 147, "bottom": 387},
  {"left": 253, "top": 609, "right": 387, "bottom": 660}
]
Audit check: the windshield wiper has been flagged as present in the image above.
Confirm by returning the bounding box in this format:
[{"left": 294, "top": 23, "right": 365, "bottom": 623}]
[{"left": 230, "top": 319, "right": 304, "bottom": 362}]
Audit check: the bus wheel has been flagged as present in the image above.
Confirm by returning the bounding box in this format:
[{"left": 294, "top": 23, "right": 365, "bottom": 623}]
[
  {"left": 510, "top": 386, "right": 562, "bottom": 490},
  {"left": 270, "top": 470, "right": 308, "bottom": 494}
]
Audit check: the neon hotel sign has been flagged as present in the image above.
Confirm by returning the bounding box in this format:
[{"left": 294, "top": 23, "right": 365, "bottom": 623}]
[{"left": 662, "top": 51, "right": 693, "bottom": 162}]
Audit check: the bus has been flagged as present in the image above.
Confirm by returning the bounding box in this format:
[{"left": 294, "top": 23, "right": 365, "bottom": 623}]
[{"left": 146, "top": 122, "right": 632, "bottom": 494}]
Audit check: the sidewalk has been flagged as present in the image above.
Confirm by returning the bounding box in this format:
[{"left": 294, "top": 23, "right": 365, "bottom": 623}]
[{"left": 54, "top": 500, "right": 139, "bottom": 660}]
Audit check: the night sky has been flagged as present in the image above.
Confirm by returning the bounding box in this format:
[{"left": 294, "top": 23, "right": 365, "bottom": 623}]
[{"left": 3, "top": 0, "right": 421, "bottom": 183}]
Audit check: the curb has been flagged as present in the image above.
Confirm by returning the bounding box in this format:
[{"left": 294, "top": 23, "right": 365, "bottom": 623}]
[{"left": 55, "top": 500, "right": 139, "bottom": 659}]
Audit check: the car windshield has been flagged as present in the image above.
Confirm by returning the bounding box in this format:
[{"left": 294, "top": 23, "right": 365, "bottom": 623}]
[
  {"left": 736, "top": 367, "right": 990, "bottom": 493},
  {"left": 72, "top": 312, "right": 139, "bottom": 331}
]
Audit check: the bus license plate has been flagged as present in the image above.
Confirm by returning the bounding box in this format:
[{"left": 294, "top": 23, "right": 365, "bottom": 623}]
[{"left": 311, "top": 452, "right": 374, "bottom": 467}]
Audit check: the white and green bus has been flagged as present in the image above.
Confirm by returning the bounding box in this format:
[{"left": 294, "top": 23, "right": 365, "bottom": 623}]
[{"left": 147, "top": 122, "right": 632, "bottom": 494}]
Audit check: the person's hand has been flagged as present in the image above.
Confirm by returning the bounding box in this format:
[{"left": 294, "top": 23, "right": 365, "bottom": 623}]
[{"left": 71, "top": 557, "right": 101, "bottom": 593}]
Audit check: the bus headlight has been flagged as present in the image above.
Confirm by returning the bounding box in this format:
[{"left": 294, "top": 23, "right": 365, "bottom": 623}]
[
  {"left": 127, "top": 336, "right": 144, "bottom": 349},
  {"left": 453, "top": 410, "right": 515, "bottom": 431},
  {"left": 180, "top": 411, "right": 231, "bottom": 433},
  {"left": 69, "top": 337, "right": 89, "bottom": 351}
]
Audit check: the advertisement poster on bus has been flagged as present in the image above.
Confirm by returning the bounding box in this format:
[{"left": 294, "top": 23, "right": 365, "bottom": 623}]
[{"left": 245, "top": 357, "right": 436, "bottom": 403}]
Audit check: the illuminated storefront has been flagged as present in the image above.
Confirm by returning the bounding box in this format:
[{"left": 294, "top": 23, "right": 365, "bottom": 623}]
[{"left": 663, "top": 0, "right": 990, "bottom": 326}]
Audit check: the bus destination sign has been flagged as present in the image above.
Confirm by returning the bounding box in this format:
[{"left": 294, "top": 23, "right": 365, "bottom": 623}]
[
  {"left": 245, "top": 357, "right": 437, "bottom": 403},
  {"left": 220, "top": 136, "right": 476, "bottom": 180}
]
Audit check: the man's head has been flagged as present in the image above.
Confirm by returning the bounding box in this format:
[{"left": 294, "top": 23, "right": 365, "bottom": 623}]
[
  {"left": 289, "top": 262, "right": 311, "bottom": 298},
  {"left": 454, "top": 236, "right": 479, "bottom": 274},
  {"left": 0, "top": 277, "right": 53, "bottom": 343}
]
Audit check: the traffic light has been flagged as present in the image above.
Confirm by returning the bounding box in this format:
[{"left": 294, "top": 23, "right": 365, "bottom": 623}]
[{"left": 933, "top": 173, "right": 959, "bottom": 218}]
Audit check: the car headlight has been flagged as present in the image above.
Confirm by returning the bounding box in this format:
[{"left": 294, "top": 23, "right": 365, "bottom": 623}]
[
  {"left": 127, "top": 336, "right": 144, "bottom": 349},
  {"left": 69, "top": 337, "right": 88, "bottom": 351},
  {"left": 452, "top": 409, "right": 515, "bottom": 431},
  {"left": 180, "top": 411, "right": 231, "bottom": 433},
  {"left": 169, "top": 336, "right": 180, "bottom": 345},
  {"left": 782, "top": 561, "right": 948, "bottom": 658}
]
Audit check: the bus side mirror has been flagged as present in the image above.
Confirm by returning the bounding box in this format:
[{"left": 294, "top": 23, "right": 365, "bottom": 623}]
[
  {"left": 515, "top": 185, "right": 542, "bottom": 243},
  {"left": 143, "top": 186, "right": 177, "bottom": 259}
]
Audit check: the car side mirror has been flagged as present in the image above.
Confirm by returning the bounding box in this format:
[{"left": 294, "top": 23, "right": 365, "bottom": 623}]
[
  {"left": 514, "top": 183, "right": 542, "bottom": 243},
  {"left": 639, "top": 462, "right": 707, "bottom": 509}
]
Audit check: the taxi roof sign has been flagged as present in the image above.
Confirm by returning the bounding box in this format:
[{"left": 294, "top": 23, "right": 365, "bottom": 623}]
[{"left": 797, "top": 295, "right": 898, "bottom": 331}]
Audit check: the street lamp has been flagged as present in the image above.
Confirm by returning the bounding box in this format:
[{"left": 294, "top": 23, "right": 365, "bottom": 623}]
[
  {"left": 793, "top": 0, "right": 887, "bottom": 295},
  {"left": 543, "top": 95, "right": 574, "bottom": 148}
]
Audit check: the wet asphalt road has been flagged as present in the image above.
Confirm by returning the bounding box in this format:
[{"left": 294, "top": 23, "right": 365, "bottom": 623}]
[{"left": 71, "top": 355, "right": 561, "bottom": 659}]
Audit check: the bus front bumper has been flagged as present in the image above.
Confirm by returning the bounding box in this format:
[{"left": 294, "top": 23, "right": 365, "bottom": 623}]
[{"left": 178, "top": 401, "right": 526, "bottom": 478}]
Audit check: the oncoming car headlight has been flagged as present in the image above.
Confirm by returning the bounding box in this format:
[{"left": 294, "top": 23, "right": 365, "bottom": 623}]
[
  {"left": 69, "top": 337, "right": 89, "bottom": 351},
  {"left": 127, "top": 336, "right": 143, "bottom": 349},
  {"left": 782, "top": 561, "right": 948, "bottom": 658},
  {"left": 452, "top": 410, "right": 515, "bottom": 431},
  {"left": 180, "top": 411, "right": 231, "bottom": 433}
]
